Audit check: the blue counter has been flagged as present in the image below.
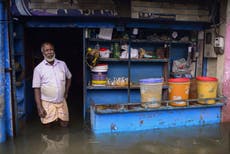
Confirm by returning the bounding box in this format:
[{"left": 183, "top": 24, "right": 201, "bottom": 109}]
[{"left": 90, "top": 101, "right": 224, "bottom": 133}]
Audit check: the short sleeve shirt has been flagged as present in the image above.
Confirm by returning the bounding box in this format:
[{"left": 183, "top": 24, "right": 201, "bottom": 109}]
[{"left": 32, "top": 59, "right": 72, "bottom": 103}]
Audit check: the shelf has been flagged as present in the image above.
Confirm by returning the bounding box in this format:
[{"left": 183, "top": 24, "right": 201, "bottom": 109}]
[
  {"left": 17, "top": 111, "right": 26, "bottom": 119},
  {"left": 130, "top": 58, "right": 169, "bottom": 62},
  {"left": 87, "top": 38, "right": 129, "bottom": 43},
  {"left": 14, "top": 52, "right": 24, "bottom": 56},
  {"left": 15, "top": 81, "right": 24, "bottom": 87},
  {"left": 131, "top": 39, "right": 193, "bottom": 45},
  {"left": 87, "top": 86, "right": 128, "bottom": 90},
  {"left": 93, "top": 101, "right": 225, "bottom": 114},
  {"left": 84, "top": 27, "right": 197, "bottom": 120},
  {"left": 14, "top": 37, "right": 24, "bottom": 40},
  {"left": 99, "top": 58, "right": 169, "bottom": 62},
  {"left": 16, "top": 96, "right": 24, "bottom": 104},
  {"left": 171, "top": 40, "right": 193, "bottom": 45},
  {"left": 99, "top": 58, "right": 129, "bottom": 62},
  {"left": 131, "top": 39, "right": 170, "bottom": 44},
  {"left": 87, "top": 84, "right": 168, "bottom": 90},
  {"left": 130, "top": 84, "right": 168, "bottom": 89}
]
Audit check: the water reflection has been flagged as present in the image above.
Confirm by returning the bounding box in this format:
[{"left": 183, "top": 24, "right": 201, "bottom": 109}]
[
  {"left": 0, "top": 121, "right": 230, "bottom": 154},
  {"left": 41, "top": 130, "right": 69, "bottom": 154}
]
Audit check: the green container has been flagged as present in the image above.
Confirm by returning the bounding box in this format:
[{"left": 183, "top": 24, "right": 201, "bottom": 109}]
[{"left": 113, "top": 43, "right": 120, "bottom": 58}]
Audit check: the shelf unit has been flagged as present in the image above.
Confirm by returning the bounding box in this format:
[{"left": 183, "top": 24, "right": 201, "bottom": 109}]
[
  {"left": 13, "top": 24, "right": 26, "bottom": 120},
  {"left": 83, "top": 27, "right": 195, "bottom": 119}
]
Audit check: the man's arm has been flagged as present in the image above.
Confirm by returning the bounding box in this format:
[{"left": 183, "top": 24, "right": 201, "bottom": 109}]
[
  {"left": 64, "top": 78, "right": 71, "bottom": 99},
  {"left": 34, "top": 88, "right": 46, "bottom": 118}
]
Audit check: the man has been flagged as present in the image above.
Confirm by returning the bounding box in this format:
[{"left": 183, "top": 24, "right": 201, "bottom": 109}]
[{"left": 32, "top": 42, "right": 72, "bottom": 127}]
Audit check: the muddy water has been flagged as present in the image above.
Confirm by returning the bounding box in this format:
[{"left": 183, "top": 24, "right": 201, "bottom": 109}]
[{"left": 1, "top": 119, "right": 230, "bottom": 154}]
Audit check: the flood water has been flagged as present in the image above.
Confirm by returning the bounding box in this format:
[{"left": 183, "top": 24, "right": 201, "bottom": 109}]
[{"left": 1, "top": 118, "right": 230, "bottom": 154}]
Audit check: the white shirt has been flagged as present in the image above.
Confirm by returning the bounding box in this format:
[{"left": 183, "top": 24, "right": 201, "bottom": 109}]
[{"left": 32, "top": 59, "right": 72, "bottom": 103}]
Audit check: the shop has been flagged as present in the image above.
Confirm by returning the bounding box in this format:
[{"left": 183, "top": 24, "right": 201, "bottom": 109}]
[{"left": 0, "top": 0, "right": 230, "bottom": 142}]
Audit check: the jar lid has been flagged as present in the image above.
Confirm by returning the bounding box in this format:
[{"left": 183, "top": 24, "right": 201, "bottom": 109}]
[
  {"left": 96, "top": 64, "right": 108, "bottom": 66},
  {"left": 99, "top": 48, "right": 107, "bottom": 51},
  {"left": 139, "top": 78, "right": 163, "bottom": 84},
  {"left": 168, "top": 78, "right": 190, "bottom": 82},
  {"left": 196, "top": 76, "right": 218, "bottom": 81}
]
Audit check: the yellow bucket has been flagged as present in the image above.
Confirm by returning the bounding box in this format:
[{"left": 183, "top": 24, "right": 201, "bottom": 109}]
[
  {"left": 168, "top": 78, "right": 190, "bottom": 107},
  {"left": 196, "top": 76, "right": 218, "bottom": 104}
]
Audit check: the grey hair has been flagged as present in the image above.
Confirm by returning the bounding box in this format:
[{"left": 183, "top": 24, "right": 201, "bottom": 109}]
[{"left": 41, "top": 42, "right": 54, "bottom": 52}]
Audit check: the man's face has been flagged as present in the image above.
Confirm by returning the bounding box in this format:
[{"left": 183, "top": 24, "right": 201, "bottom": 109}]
[{"left": 42, "top": 44, "right": 55, "bottom": 62}]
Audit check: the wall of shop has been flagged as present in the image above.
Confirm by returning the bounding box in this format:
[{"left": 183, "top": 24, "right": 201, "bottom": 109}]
[
  {"left": 1, "top": 0, "right": 230, "bottom": 142},
  {"left": 222, "top": 0, "right": 230, "bottom": 122}
]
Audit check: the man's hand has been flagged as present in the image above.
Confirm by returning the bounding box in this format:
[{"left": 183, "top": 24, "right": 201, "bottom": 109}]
[
  {"left": 34, "top": 88, "right": 46, "bottom": 118},
  {"left": 64, "top": 92, "right": 68, "bottom": 99},
  {"left": 37, "top": 106, "right": 47, "bottom": 118}
]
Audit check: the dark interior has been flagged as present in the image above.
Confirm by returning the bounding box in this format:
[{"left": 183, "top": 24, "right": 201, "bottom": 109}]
[{"left": 24, "top": 28, "right": 84, "bottom": 122}]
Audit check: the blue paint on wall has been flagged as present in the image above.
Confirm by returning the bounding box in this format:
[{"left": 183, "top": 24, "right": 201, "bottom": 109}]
[
  {"left": 0, "top": 117, "right": 6, "bottom": 143},
  {"left": 0, "top": 1, "right": 6, "bottom": 143},
  {"left": 4, "top": 7, "right": 14, "bottom": 138},
  {"left": 26, "top": 21, "right": 115, "bottom": 28}
]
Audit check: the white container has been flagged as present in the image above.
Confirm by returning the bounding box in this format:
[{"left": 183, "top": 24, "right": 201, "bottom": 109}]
[
  {"left": 99, "top": 48, "right": 110, "bottom": 58},
  {"left": 91, "top": 64, "right": 108, "bottom": 72},
  {"left": 139, "top": 78, "right": 163, "bottom": 108}
]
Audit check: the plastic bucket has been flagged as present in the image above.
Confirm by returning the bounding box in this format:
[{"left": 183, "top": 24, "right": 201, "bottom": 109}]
[
  {"left": 196, "top": 76, "right": 218, "bottom": 104},
  {"left": 91, "top": 64, "right": 108, "bottom": 86},
  {"left": 139, "top": 78, "right": 163, "bottom": 108},
  {"left": 168, "top": 78, "right": 190, "bottom": 107}
]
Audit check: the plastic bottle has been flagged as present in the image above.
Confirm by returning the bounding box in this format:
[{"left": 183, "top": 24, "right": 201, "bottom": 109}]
[
  {"left": 95, "top": 43, "right": 100, "bottom": 51},
  {"left": 113, "top": 43, "right": 120, "bottom": 58}
]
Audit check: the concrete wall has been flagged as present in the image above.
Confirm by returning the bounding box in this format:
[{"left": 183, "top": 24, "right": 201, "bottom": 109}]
[{"left": 222, "top": 0, "right": 230, "bottom": 122}]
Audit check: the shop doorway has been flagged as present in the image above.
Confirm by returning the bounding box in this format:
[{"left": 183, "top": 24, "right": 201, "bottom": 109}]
[{"left": 24, "top": 28, "right": 84, "bottom": 122}]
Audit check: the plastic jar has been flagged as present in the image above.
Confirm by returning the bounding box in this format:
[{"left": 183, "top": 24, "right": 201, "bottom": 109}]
[
  {"left": 139, "top": 78, "right": 163, "bottom": 108},
  {"left": 168, "top": 78, "right": 190, "bottom": 107},
  {"left": 196, "top": 76, "right": 218, "bottom": 104}
]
